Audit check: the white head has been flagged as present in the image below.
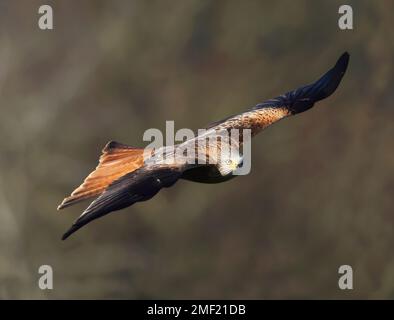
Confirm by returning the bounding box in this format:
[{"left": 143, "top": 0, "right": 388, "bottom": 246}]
[{"left": 217, "top": 154, "right": 244, "bottom": 176}]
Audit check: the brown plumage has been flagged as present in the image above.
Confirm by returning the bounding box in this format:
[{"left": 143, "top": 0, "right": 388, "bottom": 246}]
[
  {"left": 58, "top": 141, "right": 146, "bottom": 210},
  {"left": 59, "top": 52, "right": 349, "bottom": 240}
]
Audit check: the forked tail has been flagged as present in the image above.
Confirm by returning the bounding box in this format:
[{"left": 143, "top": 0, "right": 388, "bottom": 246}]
[{"left": 58, "top": 141, "right": 147, "bottom": 210}]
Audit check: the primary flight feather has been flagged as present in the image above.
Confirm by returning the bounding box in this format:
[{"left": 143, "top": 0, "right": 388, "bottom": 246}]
[{"left": 59, "top": 52, "right": 349, "bottom": 240}]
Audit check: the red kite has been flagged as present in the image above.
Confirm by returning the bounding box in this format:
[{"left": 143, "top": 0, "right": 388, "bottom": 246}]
[{"left": 59, "top": 52, "right": 349, "bottom": 239}]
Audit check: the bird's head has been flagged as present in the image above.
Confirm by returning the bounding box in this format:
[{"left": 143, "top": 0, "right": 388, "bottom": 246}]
[{"left": 217, "top": 155, "right": 244, "bottom": 176}]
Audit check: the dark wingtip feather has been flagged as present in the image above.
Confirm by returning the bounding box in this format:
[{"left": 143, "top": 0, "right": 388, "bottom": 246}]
[
  {"left": 336, "top": 51, "right": 350, "bottom": 76},
  {"left": 61, "top": 212, "right": 98, "bottom": 240},
  {"left": 255, "top": 52, "right": 350, "bottom": 114},
  {"left": 61, "top": 230, "right": 72, "bottom": 240},
  {"left": 62, "top": 224, "right": 79, "bottom": 240},
  {"left": 288, "top": 51, "right": 350, "bottom": 114},
  {"left": 314, "top": 51, "right": 350, "bottom": 101}
]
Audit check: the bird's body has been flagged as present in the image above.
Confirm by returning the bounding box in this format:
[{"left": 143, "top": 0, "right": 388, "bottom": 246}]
[{"left": 59, "top": 52, "right": 349, "bottom": 239}]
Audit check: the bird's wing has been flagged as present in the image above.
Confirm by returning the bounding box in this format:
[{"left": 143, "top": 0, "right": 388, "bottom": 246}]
[
  {"left": 62, "top": 164, "right": 183, "bottom": 240},
  {"left": 206, "top": 52, "right": 349, "bottom": 133}
]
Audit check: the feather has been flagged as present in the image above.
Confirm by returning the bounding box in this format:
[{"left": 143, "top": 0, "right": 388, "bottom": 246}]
[
  {"left": 61, "top": 165, "right": 182, "bottom": 240},
  {"left": 58, "top": 141, "right": 148, "bottom": 210}
]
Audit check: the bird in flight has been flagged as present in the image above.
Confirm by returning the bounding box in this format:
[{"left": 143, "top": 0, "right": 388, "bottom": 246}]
[{"left": 58, "top": 52, "right": 349, "bottom": 240}]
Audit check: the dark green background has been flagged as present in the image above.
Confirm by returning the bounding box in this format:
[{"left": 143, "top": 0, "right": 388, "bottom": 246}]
[{"left": 0, "top": 0, "right": 393, "bottom": 299}]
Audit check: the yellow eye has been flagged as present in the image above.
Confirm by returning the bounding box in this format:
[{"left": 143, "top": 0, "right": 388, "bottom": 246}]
[{"left": 226, "top": 159, "right": 232, "bottom": 165}]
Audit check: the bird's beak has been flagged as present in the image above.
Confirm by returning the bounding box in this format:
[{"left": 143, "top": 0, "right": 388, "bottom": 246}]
[{"left": 231, "top": 162, "right": 239, "bottom": 171}]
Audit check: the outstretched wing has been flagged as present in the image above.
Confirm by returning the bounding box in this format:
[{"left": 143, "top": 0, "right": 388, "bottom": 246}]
[
  {"left": 206, "top": 52, "right": 349, "bottom": 133},
  {"left": 62, "top": 165, "right": 183, "bottom": 240},
  {"left": 254, "top": 51, "right": 349, "bottom": 113}
]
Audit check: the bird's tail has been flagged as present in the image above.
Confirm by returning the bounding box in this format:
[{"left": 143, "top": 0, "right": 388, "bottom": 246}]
[{"left": 57, "top": 141, "right": 149, "bottom": 210}]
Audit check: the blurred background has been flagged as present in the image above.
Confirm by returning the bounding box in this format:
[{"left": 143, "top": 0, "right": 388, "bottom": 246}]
[{"left": 0, "top": 0, "right": 393, "bottom": 299}]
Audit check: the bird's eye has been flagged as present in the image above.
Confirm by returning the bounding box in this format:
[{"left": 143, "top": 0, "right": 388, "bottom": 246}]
[{"left": 226, "top": 159, "right": 232, "bottom": 165}]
